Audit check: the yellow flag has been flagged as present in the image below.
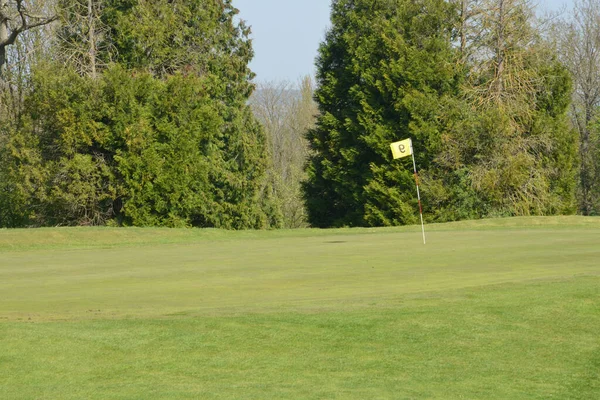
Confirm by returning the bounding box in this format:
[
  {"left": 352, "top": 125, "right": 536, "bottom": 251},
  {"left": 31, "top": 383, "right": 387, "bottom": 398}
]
[{"left": 390, "top": 138, "right": 412, "bottom": 159}]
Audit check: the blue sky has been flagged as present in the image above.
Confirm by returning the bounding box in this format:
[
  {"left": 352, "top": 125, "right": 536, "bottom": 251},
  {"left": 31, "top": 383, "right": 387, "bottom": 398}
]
[{"left": 234, "top": 0, "right": 573, "bottom": 83}]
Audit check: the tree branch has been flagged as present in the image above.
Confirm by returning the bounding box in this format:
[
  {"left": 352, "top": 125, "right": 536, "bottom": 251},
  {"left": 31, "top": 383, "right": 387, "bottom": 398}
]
[{"left": 0, "top": 1, "right": 57, "bottom": 47}]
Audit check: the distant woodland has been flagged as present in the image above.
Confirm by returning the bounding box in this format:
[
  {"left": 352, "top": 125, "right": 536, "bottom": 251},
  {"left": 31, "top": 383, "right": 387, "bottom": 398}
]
[{"left": 1, "top": 0, "right": 599, "bottom": 228}]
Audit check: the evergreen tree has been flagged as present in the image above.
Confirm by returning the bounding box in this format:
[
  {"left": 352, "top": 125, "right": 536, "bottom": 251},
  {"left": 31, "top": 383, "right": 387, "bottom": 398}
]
[
  {"left": 100, "top": 0, "right": 274, "bottom": 228},
  {"left": 304, "top": 0, "right": 461, "bottom": 227}
]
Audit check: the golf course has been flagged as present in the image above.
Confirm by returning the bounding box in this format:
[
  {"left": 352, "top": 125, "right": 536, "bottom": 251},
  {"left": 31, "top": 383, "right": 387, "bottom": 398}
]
[{"left": 1, "top": 216, "right": 599, "bottom": 399}]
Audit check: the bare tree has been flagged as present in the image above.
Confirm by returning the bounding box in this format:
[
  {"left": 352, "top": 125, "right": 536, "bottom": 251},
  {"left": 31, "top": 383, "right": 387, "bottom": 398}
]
[
  {"left": 465, "top": 0, "right": 540, "bottom": 107},
  {"left": 454, "top": 0, "right": 485, "bottom": 59},
  {"left": 0, "top": 0, "right": 56, "bottom": 77},
  {"left": 555, "top": 0, "right": 600, "bottom": 215},
  {"left": 251, "top": 76, "right": 317, "bottom": 228},
  {"left": 1, "top": 1, "right": 54, "bottom": 170},
  {"left": 56, "top": 0, "right": 110, "bottom": 78}
]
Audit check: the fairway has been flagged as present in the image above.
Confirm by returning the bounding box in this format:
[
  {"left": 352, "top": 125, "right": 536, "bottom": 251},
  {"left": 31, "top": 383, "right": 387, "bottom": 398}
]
[{"left": 1, "top": 217, "right": 599, "bottom": 399}]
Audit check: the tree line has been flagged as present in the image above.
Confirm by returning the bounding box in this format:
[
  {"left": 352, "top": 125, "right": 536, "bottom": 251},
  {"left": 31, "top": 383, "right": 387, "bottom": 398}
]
[
  {"left": 0, "top": 0, "right": 599, "bottom": 229},
  {"left": 302, "top": 0, "right": 600, "bottom": 227},
  {"left": 1, "top": 0, "right": 281, "bottom": 228}
]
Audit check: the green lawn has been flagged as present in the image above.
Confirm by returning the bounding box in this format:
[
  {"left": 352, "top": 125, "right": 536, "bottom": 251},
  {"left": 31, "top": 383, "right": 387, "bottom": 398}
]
[{"left": 1, "top": 216, "right": 599, "bottom": 399}]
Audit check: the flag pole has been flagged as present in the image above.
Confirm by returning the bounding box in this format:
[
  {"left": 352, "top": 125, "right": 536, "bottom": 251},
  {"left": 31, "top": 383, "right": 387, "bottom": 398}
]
[{"left": 410, "top": 141, "right": 426, "bottom": 245}]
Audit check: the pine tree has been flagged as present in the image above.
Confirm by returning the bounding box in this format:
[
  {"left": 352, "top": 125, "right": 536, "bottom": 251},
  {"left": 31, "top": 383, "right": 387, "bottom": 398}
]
[
  {"left": 304, "top": 0, "right": 461, "bottom": 227},
  {"left": 100, "top": 0, "right": 273, "bottom": 228}
]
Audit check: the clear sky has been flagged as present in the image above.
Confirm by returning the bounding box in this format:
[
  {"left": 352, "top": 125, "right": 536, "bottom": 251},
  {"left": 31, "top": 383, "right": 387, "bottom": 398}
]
[{"left": 234, "top": 0, "right": 573, "bottom": 83}]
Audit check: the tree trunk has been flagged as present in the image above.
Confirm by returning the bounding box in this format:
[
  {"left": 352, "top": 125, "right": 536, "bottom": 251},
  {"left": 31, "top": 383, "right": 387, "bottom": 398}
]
[
  {"left": 495, "top": 0, "right": 505, "bottom": 95},
  {"left": 460, "top": 0, "right": 469, "bottom": 57},
  {"left": 88, "top": 0, "right": 97, "bottom": 79},
  {"left": 0, "top": 0, "right": 8, "bottom": 77},
  {"left": 580, "top": 102, "right": 593, "bottom": 214},
  {"left": 558, "top": 0, "right": 600, "bottom": 215}
]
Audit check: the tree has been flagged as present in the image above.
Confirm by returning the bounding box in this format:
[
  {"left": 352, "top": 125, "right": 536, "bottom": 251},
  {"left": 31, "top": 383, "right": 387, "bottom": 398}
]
[
  {"left": 554, "top": 0, "right": 600, "bottom": 215},
  {"left": 304, "top": 0, "right": 462, "bottom": 227},
  {"left": 2, "top": 63, "right": 116, "bottom": 226},
  {"left": 455, "top": 0, "right": 485, "bottom": 58},
  {"left": 98, "top": 0, "right": 272, "bottom": 228},
  {"left": 56, "top": 0, "right": 111, "bottom": 79},
  {"left": 1, "top": 0, "right": 54, "bottom": 146}
]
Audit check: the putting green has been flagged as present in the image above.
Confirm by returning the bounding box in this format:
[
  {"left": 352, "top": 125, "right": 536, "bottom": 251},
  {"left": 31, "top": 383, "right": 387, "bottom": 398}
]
[{"left": 0, "top": 217, "right": 599, "bottom": 399}]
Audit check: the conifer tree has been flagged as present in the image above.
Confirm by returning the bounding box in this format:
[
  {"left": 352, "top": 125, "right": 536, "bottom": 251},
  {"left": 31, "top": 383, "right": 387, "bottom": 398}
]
[{"left": 304, "top": 0, "right": 461, "bottom": 227}]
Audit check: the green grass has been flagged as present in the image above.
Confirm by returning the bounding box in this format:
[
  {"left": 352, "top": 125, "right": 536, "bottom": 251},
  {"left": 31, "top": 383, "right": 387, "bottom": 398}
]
[{"left": 1, "top": 216, "right": 599, "bottom": 399}]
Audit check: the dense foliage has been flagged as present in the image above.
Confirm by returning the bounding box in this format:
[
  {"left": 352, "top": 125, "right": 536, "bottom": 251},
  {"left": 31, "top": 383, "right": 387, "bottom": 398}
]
[
  {"left": 304, "top": 0, "right": 579, "bottom": 227},
  {"left": 0, "top": 0, "right": 277, "bottom": 228},
  {"left": 0, "top": 0, "right": 597, "bottom": 229},
  {"left": 304, "top": 0, "right": 462, "bottom": 227}
]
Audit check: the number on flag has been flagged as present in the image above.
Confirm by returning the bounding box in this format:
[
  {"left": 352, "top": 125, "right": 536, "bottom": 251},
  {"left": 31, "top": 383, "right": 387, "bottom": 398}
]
[{"left": 390, "top": 138, "right": 413, "bottom": 159}]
